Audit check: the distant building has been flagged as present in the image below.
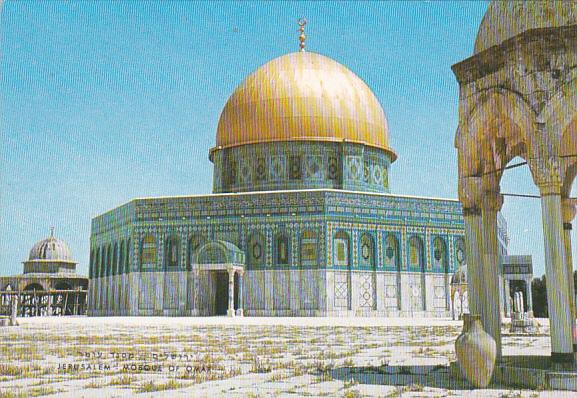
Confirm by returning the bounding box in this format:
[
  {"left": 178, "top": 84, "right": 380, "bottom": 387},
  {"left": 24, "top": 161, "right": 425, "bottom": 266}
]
[{"left": 0, "top": 229, "right": 88, "bottom": 316}]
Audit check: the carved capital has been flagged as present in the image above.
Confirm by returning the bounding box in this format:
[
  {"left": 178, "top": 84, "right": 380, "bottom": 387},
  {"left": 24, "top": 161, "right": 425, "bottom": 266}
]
[{"left": 528, "top": 156, "right": 562, "bottom": 196}]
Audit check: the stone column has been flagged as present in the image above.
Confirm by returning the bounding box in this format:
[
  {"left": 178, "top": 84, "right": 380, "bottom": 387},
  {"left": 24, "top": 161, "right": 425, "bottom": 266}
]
[
  {"left": 458, "top": 176, "right": 484, "bottom": 317},
  {"left": 463, "top": 209, "right": 483, "bottom": 316},
  {"left": 227, "top": 267, "right": 235, "bottom": 317},
  {"left": 46, "top": 293, "right": 52, "bottom": 316},
  {"left": 236, "top": 269, "right": 244, "bottom": 317},
  {"left": 10, "top": 295, "right": 18, "bottom": 326},
  {"left": 562, "top": 199, "right": 576, "bottom": 319},
  {"left": 525, "top": 277, "right": 534, "bottom": 317},
  {"left": 540, "top": 190, "right": 574, "bottom": 364},
  {"left": 504, "top": 279, "right": 511, "bottom": 318},
  {"left": 479, "top": 192, "right": 503, "bottom": 360}
]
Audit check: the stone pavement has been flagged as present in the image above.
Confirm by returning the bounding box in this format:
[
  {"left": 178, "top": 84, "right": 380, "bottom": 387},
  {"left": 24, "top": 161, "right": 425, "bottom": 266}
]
[{"left": 0, "top": 317, "right": 570, "bottom": 397}]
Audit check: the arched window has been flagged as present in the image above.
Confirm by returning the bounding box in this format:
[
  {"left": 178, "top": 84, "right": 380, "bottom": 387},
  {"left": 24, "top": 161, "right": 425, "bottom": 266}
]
[
  {"left": 94, "top": 248, "right": 100, "bottom": 278},
  {"left": 112, "top": 242, "right": 119, "bottom": 275},
  {"left": 25, "top": 283, "right": 44, "bottom": 291},
  {"left": 247, "top": 233, "right": 265, "bottom": 266},
  {"left": 125, "top": 238, "right": 131, "bottom": 273},
  {"left": 119, "top": 241, "right": 125, "bottom": 275},
  {"left": 187, "top": 235, "right": 205, "bottom": 270},
  {"left": 107, "top": 245, "right": 113, "bottom": 276},
  {"left": 165, "top": 235, "right": 180, "bottom": 269},
  {"left": 360, "top": 233, "right": 376, "bottom": 269},
  {"left": 455, "top": 237, "right": 466, "bottom": 270},
  {"left": 384, "top": 234, "right": 400, "bottom": 271},
  {"left": 140, "top": 234, "right": 157, "bottom": 270},
  {"left": 55, "top": 282, "right": 72, "bottom": 290},
  {"left": 99, "top": 246, "right": 105, "bottom": 277},
  {"left": 196, "top": 242, "right": 228, "bottom": 264},
  {"left": 433, "top": 237, "right": 448, "bottom": 272},
  {"left": 301, "top": 230, "right": 318, "bottom": 266},
  {"left": 89, "top": 249, "right": 95, "bottom": 279},
  {"left": 409, "top": 236, "right": 424, "bottom": 271},
  {"left": 275, "top": 234, "right": 290, "bottom": 265},
  {"left": 333, "top": 231, "right": 350, "bottom": 267}
]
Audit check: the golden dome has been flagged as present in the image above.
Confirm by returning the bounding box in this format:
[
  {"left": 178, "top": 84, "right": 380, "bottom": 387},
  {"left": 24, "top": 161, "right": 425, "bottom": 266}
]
[
  {"left": 214, "top": 52, "right": 396, "bottom": 161},
  {"left": 475, "top": 1, "right": 577, "bottom": 53}
]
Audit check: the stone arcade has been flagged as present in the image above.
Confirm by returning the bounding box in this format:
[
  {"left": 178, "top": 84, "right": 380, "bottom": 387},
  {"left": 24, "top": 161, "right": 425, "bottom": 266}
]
[{"left": 453, "top": 0, "right": 577, "bottom": 385}]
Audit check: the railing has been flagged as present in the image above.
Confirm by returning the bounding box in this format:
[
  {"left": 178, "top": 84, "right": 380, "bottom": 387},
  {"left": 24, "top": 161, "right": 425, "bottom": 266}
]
[{"left": 0, "top": 290, "right": 88, "bottom": 317}]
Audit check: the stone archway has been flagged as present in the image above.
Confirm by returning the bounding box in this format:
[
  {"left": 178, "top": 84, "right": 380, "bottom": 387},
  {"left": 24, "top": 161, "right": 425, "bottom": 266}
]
[
  {"left": 191, "top": 240, "right": 245, "bottom": 317},
  {"left": 453, "top": 25, "right": 577, "bottom": 364}
]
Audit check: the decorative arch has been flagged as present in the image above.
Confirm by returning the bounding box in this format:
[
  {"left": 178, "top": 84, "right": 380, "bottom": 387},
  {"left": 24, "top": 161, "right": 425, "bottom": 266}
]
[
  {"left": 112, "top": 242, "right": 119, "bottom": 275},
  {"left": 119, "top": 240, "right": 125, "bottom": 275},
  {"left": 24, "top": 283, "right": 44, "bottom": 291},
  {"left": 55, "top": 282, "right": 72, "bottom": 290},
  {"left": 455, "top": 237, "right": 466, "bottom": 269},
  {"left": 193, "top": 241, "right": 244, "bottom": 265},
  {"left": 433, "top": 237, "right": 448, "bottom": 272},
  {"left": 94, "top": 248, "right": 100, "bottom": 279},
  {"left": 247, "top": 232, "right": 266, "bottom": 266},
  {"left": 333, "top": 231, "right": 350, "bottom": 267},
  {"left": 384, "top": 234, "right": 400, "bottom": 271},
  {"left": 274, "top": 233, "right": 290, "bottom": 265},
  {"left": 125, "top": 238, "right": 131, "bottom": 273},
  {"left": 164, "top": 234, "right": 180, "bottom": 269},
  {"left": 456, "top": 89, "right": 537, "bottom": 180},
  {"left": 107, "top": 245, "right": 112, "bottom": 276},
  {"left": 386, "top": 234, "right": 403, "bottom": 312},
  {"left": 100, "top": 246, "right": 106, "bottom": 278},
  {"left": 542, "top": 77, "right": 577, "bottom": 149},
  {"left": 89, "top": 249, "right": 95, "bottom": 279},
  {"left": 300, "top": 230, "right": 318, "bottom": 267},
  {"left": 543, "top": 81, "right": 577, "bottom": 198},
  {"left": 408, "top": 235, "right": 425, "bottom": 272},
  {"left": 187, "top": 235, "right": 205, "bottom": 271},
  {"left": 140, "top": 234, "right": 157, "bottom": 271},
  {"left": 359, "top": 233, "right": 376, "bottom": 269}
]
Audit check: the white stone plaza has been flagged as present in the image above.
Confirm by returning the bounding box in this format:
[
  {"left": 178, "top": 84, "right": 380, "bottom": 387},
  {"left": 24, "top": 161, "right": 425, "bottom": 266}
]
[{"left": 0, "top": 316, "right": 573, "bottom": 398}]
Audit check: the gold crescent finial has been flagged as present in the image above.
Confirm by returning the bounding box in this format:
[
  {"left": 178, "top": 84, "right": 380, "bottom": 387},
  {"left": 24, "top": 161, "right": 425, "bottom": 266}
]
[
  {"left": 50, "top": 226, "right": 54, "bottom": 237},
  {"left": 298, "top": 18, "right": 307, "bottom": 52}
]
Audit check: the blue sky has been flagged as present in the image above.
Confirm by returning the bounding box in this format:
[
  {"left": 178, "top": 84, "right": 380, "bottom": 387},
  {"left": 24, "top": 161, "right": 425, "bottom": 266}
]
[{"left": 1, "top": 1, "right": 575, "bottom": 278}]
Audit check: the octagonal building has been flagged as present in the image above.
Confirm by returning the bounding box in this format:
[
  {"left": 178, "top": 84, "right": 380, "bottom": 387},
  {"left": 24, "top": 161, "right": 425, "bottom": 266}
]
[{"left": 88, "top": 45, "right": 470, "bottom": 317}]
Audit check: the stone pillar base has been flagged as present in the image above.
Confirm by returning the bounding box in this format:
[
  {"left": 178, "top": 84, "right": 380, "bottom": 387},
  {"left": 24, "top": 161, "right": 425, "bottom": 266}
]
[{"left": 227, "top": 309, "right": 236, "bottom": 317}]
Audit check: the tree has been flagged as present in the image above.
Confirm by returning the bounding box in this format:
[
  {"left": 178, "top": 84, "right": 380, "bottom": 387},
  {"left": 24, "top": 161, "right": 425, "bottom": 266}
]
[{"left": 531, "top": 274, "right": 548, "bottom": 318}]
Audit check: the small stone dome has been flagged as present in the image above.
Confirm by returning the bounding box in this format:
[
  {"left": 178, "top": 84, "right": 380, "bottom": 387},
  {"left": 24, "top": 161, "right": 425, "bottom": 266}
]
[
  {"left": 451, "top": 265, "right": 468, "bottom": 285},
  {"left": 28, "top": 230, "right": 73, "bottom": 261},
  {"left": 474, "top": 1, "right": 577, "bottom": 53}
]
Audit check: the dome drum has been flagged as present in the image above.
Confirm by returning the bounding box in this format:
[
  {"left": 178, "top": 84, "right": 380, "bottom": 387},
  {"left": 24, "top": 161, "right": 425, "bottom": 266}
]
[
  {"left": 212, "top": 51, "right": 396, "bottom": 195},
  {"left": 23, "top": 261, "right": 77, "bottom": 275},
  {"left": 212, "top": 140, "right": 392, "bottom": 194}
]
